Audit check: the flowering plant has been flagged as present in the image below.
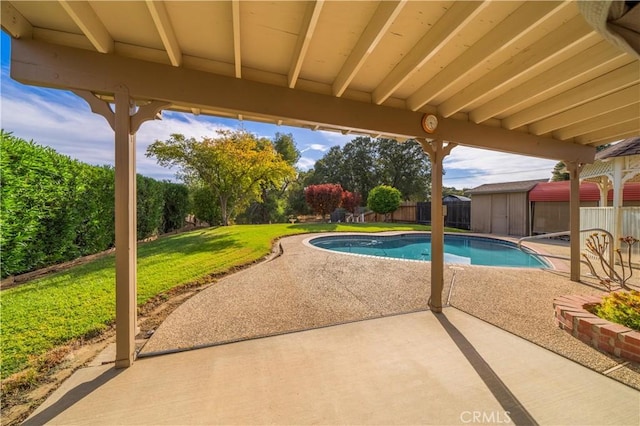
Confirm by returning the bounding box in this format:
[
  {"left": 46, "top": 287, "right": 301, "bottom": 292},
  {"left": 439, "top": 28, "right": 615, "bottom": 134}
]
[{"left": 582, "top": 234, "right": 638, "bottom": 291}]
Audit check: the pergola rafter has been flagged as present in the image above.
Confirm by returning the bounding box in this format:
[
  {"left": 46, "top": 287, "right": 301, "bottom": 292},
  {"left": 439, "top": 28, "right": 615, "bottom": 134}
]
[
  {"left": 372, "top": 1, "right": 486, "bottom": 105},
  {"left": 145, "top": 0, "right": 182, "bottom": 67},
  {"left": 407, "top": 1, "right": 568, "bottom": 113},
  {"left": 58, "top": 0, "right": 113, "bottom": 54}
]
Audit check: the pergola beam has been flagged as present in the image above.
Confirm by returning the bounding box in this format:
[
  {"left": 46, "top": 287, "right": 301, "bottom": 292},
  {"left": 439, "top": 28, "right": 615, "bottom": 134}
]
[
  {"left": 288, "top": 0, "right": 324, "bottom": 89},
  {"left": 145, "top": 0, "right": 182, "bottom": 67},
  {"left": 58, "top": 0, "right": 113, "bottom": 53},
  {"left": 231, "top": 0, "right": 241, "bottom": 78},
  {"left": 11, "top": 38, "right": 595, "bottom": 163},
  {"left": 529, "top": 86, "right": 640, "bottom": 135},
  {"left": 372, "top": 1, "right": 486, "bottom": 105},
  {"left": 554, "top": 103, "right": 640, "bottom": 140},
  {"left": 1, "top": 1, "right": 33, "bottom": 39},
  {"left": 575, "top": 119, "right": 640, "bottom": 145},
  {"left": 470, "top": 41, "right": 628, "bottom": 124},
  {"left": 581, "top": 130, "right": 639, "bottom": 146},
  {"left": 435, "top": 117, "right": 595, "bottom": 164},
  {"left": 503, "top": 62, "right": 640, "bottom": 130},
  {"left": 438, "top": 16, "right": 595, "bottom": 118},
  {"left": 407, "top": 1, "right": 565, "bottom": 112},
  {"left": 332, "top": 0, "right": 405, "bottom": 97}
]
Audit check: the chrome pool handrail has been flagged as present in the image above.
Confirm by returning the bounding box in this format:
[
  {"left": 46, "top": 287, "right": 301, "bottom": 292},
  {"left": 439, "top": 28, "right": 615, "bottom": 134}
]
[{"left": 517, "top": 228, "right": 614, "bottom": 276}]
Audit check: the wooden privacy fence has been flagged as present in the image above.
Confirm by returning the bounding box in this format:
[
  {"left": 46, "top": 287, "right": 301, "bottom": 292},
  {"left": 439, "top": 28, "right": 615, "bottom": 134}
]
[
  {"left": 580, "top": 207, "right": 640, "bottom": 264},
  {"left": 417, "top": 201, "right": 471, "bottom": 230},
  {"left": 363, "top": 202, "right": 417, "bottom": 223}
]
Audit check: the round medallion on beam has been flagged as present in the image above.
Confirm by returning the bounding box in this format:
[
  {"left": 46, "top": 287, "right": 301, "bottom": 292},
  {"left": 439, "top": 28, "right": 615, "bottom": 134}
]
[{"left": 421, "top": 114, "right": 438, "bottom": 134}]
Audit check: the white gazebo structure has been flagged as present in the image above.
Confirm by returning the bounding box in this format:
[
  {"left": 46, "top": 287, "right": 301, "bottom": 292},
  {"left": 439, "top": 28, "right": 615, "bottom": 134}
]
[
  {"left": 580, "top": 137, "right": 640, "bottom": 255},
  {"left": 2, "top": 0, "right": 639, "bottom": 368}
]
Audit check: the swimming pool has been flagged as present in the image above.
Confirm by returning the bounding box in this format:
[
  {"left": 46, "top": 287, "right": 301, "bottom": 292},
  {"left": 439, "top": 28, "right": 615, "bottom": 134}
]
[{"left": 308, "top": 233, "right": 550, "bottom": 268}]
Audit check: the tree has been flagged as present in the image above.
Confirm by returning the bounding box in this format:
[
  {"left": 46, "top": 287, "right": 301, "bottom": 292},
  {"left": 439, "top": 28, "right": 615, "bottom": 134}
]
[
  {"left": 442, "top": 186, "right": 469, "bottom": 197},
  {"left": 248, "top": 132, "right": 301, "bottom": 223},
  {"left": 285, "top": 170, "right": 314, "bottom": 217},
  {"left": 551, "top": 161, "right": 570, "bottom": 181},
  {"left": 273, "top": 132, "right": 301, "bottom": 165},
  {"left": 305, "top": 183, "right": 343, "bottom": 220},
  {"left": 341, "top": 190, "right": 362, "bottom": 214},
  {"left": 377, "top": 138, "right": 431, "bottom": 200},
  {"left": 308, "top": 137, "right": 431, "bottom": 202},
  {"left": 308, "top": 146, "right": 346, "bottom": 186},
  {"left": 146, "top": 130, "right": 296, "bottom": 226},
  {"left": 191, "top": 185, "right": 221, "bottom": 225},
  {"left": 367, "top": 185, "right": 401, "bottom": 221},
  {"left": 340, "top": 137, "right": 379, "bottom": 201}
]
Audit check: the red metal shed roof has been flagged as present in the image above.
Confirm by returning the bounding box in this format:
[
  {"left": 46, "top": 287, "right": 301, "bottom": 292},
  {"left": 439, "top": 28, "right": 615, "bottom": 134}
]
[{"left": 529, "top": 181, "right": 640, "bottom": 202}]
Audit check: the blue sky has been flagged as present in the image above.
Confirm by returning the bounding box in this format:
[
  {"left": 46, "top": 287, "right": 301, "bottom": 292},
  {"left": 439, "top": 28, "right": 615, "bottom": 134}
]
[{"left": 0, "top": 31, "right": 559, "bottom": 189}]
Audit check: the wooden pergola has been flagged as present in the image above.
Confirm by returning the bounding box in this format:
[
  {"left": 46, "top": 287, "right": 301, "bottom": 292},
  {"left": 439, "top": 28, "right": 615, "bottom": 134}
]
[{"left": 2, "top": 0, "right": 639, "bottom": 368}]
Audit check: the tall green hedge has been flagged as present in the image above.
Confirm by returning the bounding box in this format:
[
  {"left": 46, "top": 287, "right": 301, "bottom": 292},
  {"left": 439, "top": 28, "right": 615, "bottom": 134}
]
[
  {"left": 137, "top": 175, "right": 165, "bottom": 240},
  {"left": 0, "top": 131, "right": 189, "bottom": 278},
  {"left": 162, "top": 182, "right": 190, "bottom": 233}
]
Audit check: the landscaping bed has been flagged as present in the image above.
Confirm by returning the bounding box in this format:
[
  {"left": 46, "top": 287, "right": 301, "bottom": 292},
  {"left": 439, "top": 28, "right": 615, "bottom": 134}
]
[{"left": 554, "top": 294, "right": 640, "bottom": 363}]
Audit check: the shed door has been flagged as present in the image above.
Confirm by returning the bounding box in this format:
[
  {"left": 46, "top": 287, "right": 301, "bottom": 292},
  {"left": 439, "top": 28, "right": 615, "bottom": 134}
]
[{"left": 491, "top": 194, "right": 508, "bottom": 235}]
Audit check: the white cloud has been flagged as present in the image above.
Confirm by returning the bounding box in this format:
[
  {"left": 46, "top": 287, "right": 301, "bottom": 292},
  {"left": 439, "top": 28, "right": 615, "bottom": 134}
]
[
  {"left": 296, "top": 156, "right": 316, "bottom": 170},
  {"left": 1, "top": 91, "right": 116, "bottom": 166},
  {"left": 317, "top": 130, "right": 353, "bottom": 146},
  {"left": 0, "top": 79, "right": 239, "bottom": 182},
  {"left": 136, "top": 112, "right": 236, "bottom": 180},
  {"left": 300, "top": 143, "right": 331, "bottom": 153},
  {"left": 443, "top": 146, "right": 557, "bottom": 189}
]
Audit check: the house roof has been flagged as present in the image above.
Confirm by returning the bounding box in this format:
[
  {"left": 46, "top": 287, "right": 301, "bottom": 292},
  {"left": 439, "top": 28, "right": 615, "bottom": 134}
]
[
  {"left": 2, "top": 1, "right": 639, "bottom": 161},
  {"left": 529, "top": 181, "right": 640, "bottom": 202},
  {"left": 467, "top": 179, "right": 547, "bottom": 195},
  {"left": 596, "top": 137, "right": 640, "bottom": 160}
]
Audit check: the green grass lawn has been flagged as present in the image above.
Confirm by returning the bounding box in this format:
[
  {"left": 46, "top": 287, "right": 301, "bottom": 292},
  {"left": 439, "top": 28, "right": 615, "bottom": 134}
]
[{"left": 1, "top": 222, "right": 453, "bottom": 379}]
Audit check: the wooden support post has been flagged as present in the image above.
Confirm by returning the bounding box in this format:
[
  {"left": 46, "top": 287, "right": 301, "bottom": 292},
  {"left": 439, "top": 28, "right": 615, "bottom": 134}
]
[
  {"left": 73, "top": 89, "right": 168, "bottom": 368},
  {"left": 420, "top": 139, "right": 456, "bottom": 313},
  {"left": 113, "top": 88, "right": 137, "bottom": 368},
  {"left": 566, "top": 161, "right": 583, "bottom": 282}
]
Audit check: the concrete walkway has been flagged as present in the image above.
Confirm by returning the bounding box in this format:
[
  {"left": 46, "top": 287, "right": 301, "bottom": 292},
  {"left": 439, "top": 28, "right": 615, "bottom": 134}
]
[{"left": 26, "top": 308, "right": 639, "bottom": 425}]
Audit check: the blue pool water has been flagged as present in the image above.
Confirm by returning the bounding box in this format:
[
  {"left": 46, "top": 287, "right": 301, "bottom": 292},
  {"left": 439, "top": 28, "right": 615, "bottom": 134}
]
[{"left": 309, "top": 234, "right": 550, "bottom": 268}]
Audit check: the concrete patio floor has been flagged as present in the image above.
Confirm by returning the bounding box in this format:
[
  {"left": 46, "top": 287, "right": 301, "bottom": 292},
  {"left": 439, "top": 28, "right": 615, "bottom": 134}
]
[
  {"left": 25, "top": 308, "right": 639, "bottom": 425},
  {"left": 25, "top": 232, "right": 640, "bottom": 424}
]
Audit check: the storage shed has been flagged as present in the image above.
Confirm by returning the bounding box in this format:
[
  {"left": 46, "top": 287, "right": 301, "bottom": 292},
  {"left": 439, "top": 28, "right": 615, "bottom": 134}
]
[
  {"left": 469, "top": 179, "right": 640, "bottom": 237},
  {"left": 467, "top": 179, "right": 545, "bottom": 236}
]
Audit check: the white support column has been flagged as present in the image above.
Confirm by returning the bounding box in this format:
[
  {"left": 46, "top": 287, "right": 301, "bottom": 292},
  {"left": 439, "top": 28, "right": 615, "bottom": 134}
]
[
  {"left": 73, "top": 88, "right": 168, "bottom": 368},
  {"left": 612, "top": 158, "right": 624, "bottom": 252},
  {"left": 596, "top": 176, "right": 610, "bottom": 207},
  {"left": 566, "top": 161, "right": 583, "bottom": 282},
  {"left": 420, "top": 139, "right": 456, "bottom": 313}
]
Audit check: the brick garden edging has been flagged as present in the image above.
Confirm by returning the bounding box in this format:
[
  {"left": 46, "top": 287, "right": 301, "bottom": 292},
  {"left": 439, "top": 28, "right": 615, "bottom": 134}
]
[{"left": 553, "top": 295, "right": 640, "bottom": 363}]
